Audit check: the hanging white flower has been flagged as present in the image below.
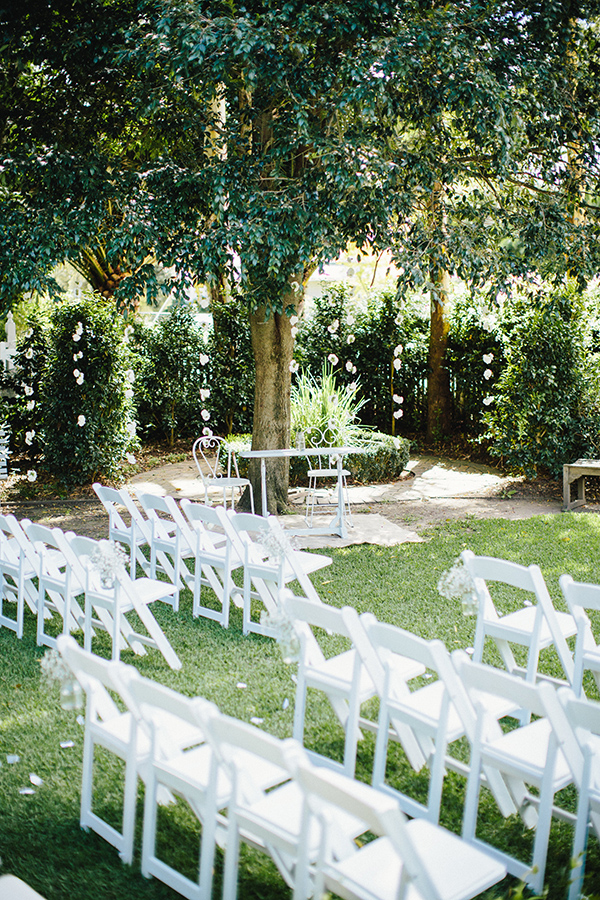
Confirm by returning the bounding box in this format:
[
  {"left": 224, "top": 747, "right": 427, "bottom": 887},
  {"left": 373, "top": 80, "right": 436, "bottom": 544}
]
[
  {"left": 289, "top": 359, "right": 299, "bottom": 373},
  {"left": 124, "top": 388, "right": 134, "bottom": 399},
  {"left": 346, "top": 334, "right": 355, "bottom": 344},
  {"left": 199, "top": 353, "right": 209, "bottom": 365},
  {"left": 23, "top": 384, "right": 33, "bottom": 396},
  {"left": 483, "top": 368, "right": 493, "bottom": 380},
  {"left": 394, "top": 344, "right": 403, "bottom": 356},
  {"left": 482, "top": 353, "right": 494, "bottom": 364},
  {"left": 126, "top": 421, "right": 136, "bottom": 436},
  {"left": 327, "top": 353, "right": 339, "bottom": 366},
  {"left": 76, "top": 373, "right": 84, "bottom": 385},
  {"left": 290, "top": 315, "right": 299, "bottom": 326},
  {"left": 393, "top": 394, "right": 404, "bottom": 404},
  {"left": 25, "top": 348, "right": 34, "bottom": 359},
  {"left": 27, "top": 469, "right": 37, "bottom": 482},
  {"left": 393, "top": 358, "right": 402, "bottom": 371},
  {"left": 393, "top": 409, "right": 403, "bottom": 419},
  {"left": 199, "top": 388, "right": 211, "bottom": 401},
  {"left": 25, "top": 328, "right": 33, "bottom": 339},
  {"left": 201, "top": 409, "right": 211, "bottom": 421},
  {"left": 25, "top": 430, "right": 35, "bottom": 446},
  {"left": 26, "top": 400, "right": 35, "bottom": 411},
  {"left": 77, "top": 414, "right": 86, "bottom": 426},
  {"left": 291, "top": 326, "right": 298, "bottom": 338},
  {"left": 483, "top": 396, "right": 494, "bottom": 406},
  {"left": 327, "top": 319, "right": 339, "bottom": 334},
  {"left": 125, "top": 452, "right": 136, "bottom": 464},
  {"left": 345, "top": 360, "right": 354, "bottom": 372},
  {"left": 73, "top": 369, "right": 80, "bottom": 378},
  {"left": 125, "top": 369, "right": 135, "bottom": 383},
  {"left": 202, "top": 426, "right": 213, "bottom": 437},
  {"left": 346, "top": 314, "right": 355, "bottom": 326}
]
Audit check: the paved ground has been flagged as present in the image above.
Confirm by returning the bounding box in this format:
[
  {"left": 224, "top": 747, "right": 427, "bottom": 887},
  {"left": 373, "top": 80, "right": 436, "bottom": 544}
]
[{"left": 3, "top": 454, "right": 594, "bottom": 547}]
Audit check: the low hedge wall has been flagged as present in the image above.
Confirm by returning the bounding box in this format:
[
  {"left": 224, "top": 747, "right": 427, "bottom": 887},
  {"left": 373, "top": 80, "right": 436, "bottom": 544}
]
[{"left": 224, "top": 432, "right": 411, "bottom": 486}]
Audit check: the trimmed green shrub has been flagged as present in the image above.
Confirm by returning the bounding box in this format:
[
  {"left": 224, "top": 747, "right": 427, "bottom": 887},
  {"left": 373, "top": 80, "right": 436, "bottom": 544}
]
[
  {"left": 132, "top": 303, "right": 211, "bottom": 444},
  {"left": 482, "top": 283, "right": 600, "bottom": 477},
  {"left": 41, "top": 296, "right": 134, "bottom": 483},
  {"left": 208, "top": 299, "right": 255, "bottom": 435}
]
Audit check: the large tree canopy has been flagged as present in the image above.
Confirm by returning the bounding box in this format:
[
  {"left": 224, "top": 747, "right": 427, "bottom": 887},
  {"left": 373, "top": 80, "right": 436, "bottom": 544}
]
[{"left": 2, "top": 0, "right": 600, "bottom": 501}]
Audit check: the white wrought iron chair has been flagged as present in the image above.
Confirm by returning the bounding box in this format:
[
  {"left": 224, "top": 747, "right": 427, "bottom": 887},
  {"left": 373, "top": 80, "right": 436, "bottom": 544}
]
[
  {"left": 559, "top": 573, "right": 600, "bottom": 698},
  {"left": 294, "top": 760, "right": 507, "bottom": 900},
  {"left": 93, "top": 482, "right": 152, "bottom": 577},
  {"left": 179, "top": 499, "right": 244, "bottom": 627},
  {"left": 192, "top": 435, "right": 254, "bottom": 513},
  {"left": 461, "top": 549, "right": 576, "bottom": 690},
  {"left": 61, "top": 532, "right": 181, "bottom": 669},
  {"left": 452, "top": 649, "right": 574, "bottom": 894},
  {"left": 303, "top": 427, "right": 352, "bottom": 528}
]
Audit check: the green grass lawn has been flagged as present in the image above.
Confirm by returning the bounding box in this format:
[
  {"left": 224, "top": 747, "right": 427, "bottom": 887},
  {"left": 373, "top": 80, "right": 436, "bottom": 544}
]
[{"left": 1, "top": 511, "right": 600, "bottom": 900}]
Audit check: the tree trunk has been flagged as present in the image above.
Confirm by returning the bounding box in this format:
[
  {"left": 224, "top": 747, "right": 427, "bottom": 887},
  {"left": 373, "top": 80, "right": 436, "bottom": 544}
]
[
  {"left": 426, "top": 267, "right": 452, "bottom": 441},
  {"left": 249, "top": 287, "right": 298, "bottom": 513}
]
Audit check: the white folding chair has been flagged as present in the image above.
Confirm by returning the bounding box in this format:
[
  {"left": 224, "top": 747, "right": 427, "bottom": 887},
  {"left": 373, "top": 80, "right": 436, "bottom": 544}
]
[
  {"left": 93, "top": 483, "right": 152, "bottom": 577},
  {"left": 0, "top": 514, "right": 39, "bottom": 638},
  {"left": 462, "top": 549, "right": 576, "bottom": 689},
  {"left": 206, "top": 715, "right": 365, "bottom": 900},
  {"left": 135, "top": 490, "right": 197, "bottom": 611},
  {"left": 192, "top": 435, "right": 254, "bottom": 513},
  {"left": 57, "top": 635, "right": 146, "bottom": 864},
  {"left": 361, "top": 620, "right": 515, "bottom": 824},
  {"left": 119, "top": 666, "right": 224, "bottom": 900},
  {"left": 281, "top": 596, "right": 381, "bottom": 777},
  {"left": 61, "top": 532, "right": 181, "bottom": 669},
  {"left": 180, "top": 499, "right": 244, "bottom": 627},
  {"left": 295, "top": 761, "right": 507, "bottom": 900},
  {"left": 560, "top": 574, "right": 600, "bottom": 699},
  {"left": 452, "top": 649, "right": 574, "bottom": 894},
  {"left": 222, "top": 510, "right": 331, "bottom": 637},
  {"left": 25, "top": 522, "right": 86, "bottom": 649}
]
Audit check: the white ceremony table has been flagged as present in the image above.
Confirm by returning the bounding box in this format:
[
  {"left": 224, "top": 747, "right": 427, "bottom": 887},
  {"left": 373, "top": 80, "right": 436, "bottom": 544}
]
[{"left": 238, "top": 447, "right": 364, "bottom": 539}]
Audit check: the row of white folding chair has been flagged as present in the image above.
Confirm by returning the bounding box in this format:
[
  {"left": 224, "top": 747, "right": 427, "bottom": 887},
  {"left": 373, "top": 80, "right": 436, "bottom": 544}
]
[
  {"left": 93, "top": 482, "right": 332, "bottom": 634},
  {"left": 57, "top": 636, "right": 507, "bottom": 900},
  {"left": 0, "top": 514, "right": 182, "bottom": 668},
  {"left": 463, "top": 549, "right": 600, "bottom": 702}
]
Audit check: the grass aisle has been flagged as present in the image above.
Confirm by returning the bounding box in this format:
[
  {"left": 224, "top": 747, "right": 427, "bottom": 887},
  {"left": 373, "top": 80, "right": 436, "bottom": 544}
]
[{"left": 1, "top": 512, "right": 600, "bottom": 899}]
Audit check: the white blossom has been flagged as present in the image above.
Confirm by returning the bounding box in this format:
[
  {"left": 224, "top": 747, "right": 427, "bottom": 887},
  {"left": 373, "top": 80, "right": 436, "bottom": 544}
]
[
  {"left": 23, "top": 385, "right": 33, "bottom": 396},
  {"left": 394, "top": 344, "right": 403, "bottom": 356},
  {"left": 199, "top": 353, "right": 209, "bottom": 365},
  {"left": 345, "top": 360, "right": 354, "bottom": 372},
  {"left": 346, "top": 334, "right": 355, "bottom": 344},
  {"left": 201, "top": 409, "right": 211, "bottom": 421},
  {"left": 27, "top": 469, "right": 37, "bottom": 482},
  {"left": 393, "top": 358, "right": 402, "bottom": 371},
  {"left": 25, "top": 430, "right": 35, "bottom": 446},
  {"left": 126, "top": 422, "right": 136, "bottom": 436},
  {"left": 289, "top": 359, "right": 299, "bottom": 373},
  {"left": 125, "top": 369, "right": 135, "bottom": 383},
  {"left": 483, "top": 368, "right": 493, "bottom": 380},
  {"left": 26, "top": 400, "right": 35, "bottom": 411},
  {"left": 483, "top": 396, "right": 494, "bottom": 406},
  {"left": 125, "top": 453, "right": 136, "bottom": 464},
  {"left": 73, "top": 369, "right": 80, "bottom": 378},
  {"left": 393, "top": 394, "right": 404, "bottom": 404},
  {"left": 393, "top": 409, "right": 404, "bottom": 419},
  {"left": 291, "top": 326, "right": 298, "bottom": 338},
  {"left": 77, "top": 415, "right": 86, "bottom": 427},
  {"left": 76, "top": 373, "right": 84, "bottom": 385},
  {"left": 124, "top": 388, "right": 134, "bottom": 399},
  {"left": 25, "top": 328, "right": 33, "bottom": 339},
  {"left": 202, "top": 426, "right": 213, "bottom": 437},
  {"left": 482, "top": 353, "right": 494, "bottom": 364},
  {"left": 199, "top": 388, "right": 211, "bottom": 401},
  {"left": 290, "top": 315, "right": 299, "bottom": 326},
  {"left": 25, "top": 348, "right": 34, "bottom": 359},
  {"left": 327, "top": 353, "right": 339, "bottom": 366},
  {"left": 346, "top": 314, "right": 355, "bottom": 326},
  {"left": 327, "top": 319, "right": 339, "bottom": 334}
]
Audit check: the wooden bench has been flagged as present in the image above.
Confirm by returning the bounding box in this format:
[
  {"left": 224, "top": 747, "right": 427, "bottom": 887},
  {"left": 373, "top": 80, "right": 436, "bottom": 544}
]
[{"left": 563, "top": 459, "right": 600, "bottom": 510}]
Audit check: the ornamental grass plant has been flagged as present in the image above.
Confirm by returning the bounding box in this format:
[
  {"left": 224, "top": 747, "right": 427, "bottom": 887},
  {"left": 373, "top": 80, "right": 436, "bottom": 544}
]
[{"left": 1, "top": 513, "right": 600, "bottom": 899}]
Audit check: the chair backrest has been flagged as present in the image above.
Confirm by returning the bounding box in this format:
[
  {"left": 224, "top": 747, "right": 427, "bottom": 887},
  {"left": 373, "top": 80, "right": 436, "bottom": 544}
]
[
  {"left": 135, "top": 490, "right": 193, "bottom": 547},
  {"left": 0, "top": 514, "right": 36, "bottom": 566},
  {"left": 452, "top": 648, "right": 549, "bottom": 723},
  {"left": 193, "top": 435, "right": 232, "bottom": 482},
  {"left": 295, "top": 761, "right": 435, "bottom": 899},
  {"left": 180, "top": 498, "right": 228, "bottom": 543},
  {"left": 94, "top": 483, "right": 152, "bottom": 541},
  {"left": 282, "top": 594, "right": 351, "bottom": 665},
  {"left": 93, "top": 483, "right": 131, "bottom": 535},
  {"left": 57, "top": 634, "right": 132, "bottom": 722}
]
